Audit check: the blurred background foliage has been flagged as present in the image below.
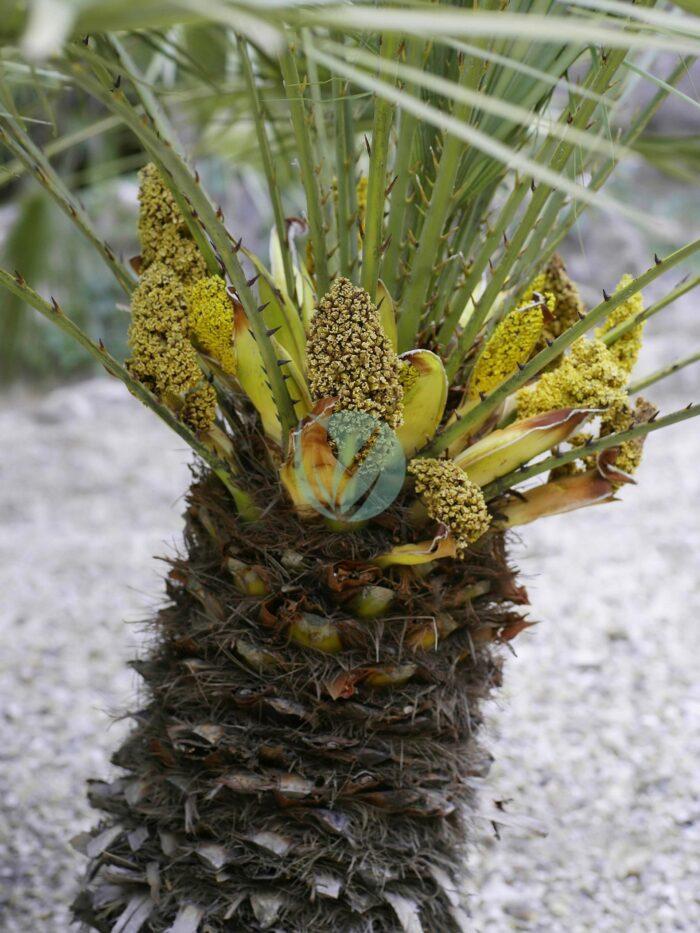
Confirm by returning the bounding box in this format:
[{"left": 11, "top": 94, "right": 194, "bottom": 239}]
[{"left": 1, "top": 3, "right": 699, "bottom": 384}]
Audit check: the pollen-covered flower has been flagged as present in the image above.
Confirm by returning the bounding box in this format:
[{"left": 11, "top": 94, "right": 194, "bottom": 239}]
[
  {"left": 187, "top": 275, "right": 236, "bottom": 375},
  {"left": 127, "top": 262, "right": 216, "bottom": 432},
  {"left": 517, "top": 338, "right": 627, "bottom": 419},
  {"left": 306, "top": 277, "right": 404, "bottom": 427},
  {"left": 408, "top": 458, "right": 491, "bottom": 555},
  {"left": 595, "top": 274, "right": 644, "bottom": 374},
  {"left": 469, "top": 300, "right": 544, "bottom": 399},
  {"left": 137, "top": 163, "right": 207, "bottom": 284},
  {"left": 539, "top": 254, "right": 585, "bottom": 341},
  {"left": 595, "top": 396, "right": 656, "bottom": 484}
]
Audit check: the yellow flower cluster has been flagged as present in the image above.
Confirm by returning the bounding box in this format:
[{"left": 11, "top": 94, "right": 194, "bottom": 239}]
[
  {"left": 469, "top": 301, "right": 544, "bottom": 400},
  {"left": 517, "top": 338, "right": 627, "bottom": 419},
  {"left": 127, "top": 163, "right": 214, "bottom": 432},
  {"left": 127, "top": 263, "right": 216, "bottom": 431},
  {"left": 597, "top": 397, "right": 656, "bottom": 482},
  {"left": 595, "top": 274, "right": 644, "bottom": 374},
  {"left": 187, "top": 275, "right": 237, "bottom": 375},
  {"left": 306, "top": 277, "right": 404, "bottom": 428},
  {"left": 408, "top": 458, "right": 491, "bottom": 555},
  {"left": 137, "top": 162, "right": 207, "bottom": 284},
  {"left": 539, "top": 254, "right": 585, "bottom": 342}
]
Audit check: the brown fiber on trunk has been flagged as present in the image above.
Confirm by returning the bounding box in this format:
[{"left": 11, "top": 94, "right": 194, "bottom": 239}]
[{"left": 73, "top": 453, "right": 529, "bottom": 932}]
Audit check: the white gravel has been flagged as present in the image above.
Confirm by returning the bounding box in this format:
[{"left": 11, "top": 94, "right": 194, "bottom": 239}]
[{"left": 1, "top": 246, "right": 699, "bottom": 931}]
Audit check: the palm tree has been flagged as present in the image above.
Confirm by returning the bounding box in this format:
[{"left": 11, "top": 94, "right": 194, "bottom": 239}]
[{"left": 2, "top": 2, "right": 699, "bottom": 929}]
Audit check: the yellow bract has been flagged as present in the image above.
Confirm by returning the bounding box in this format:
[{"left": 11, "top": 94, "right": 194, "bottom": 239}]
[{"left": 396, "top": 350, "right": 448, "bottom": 456}]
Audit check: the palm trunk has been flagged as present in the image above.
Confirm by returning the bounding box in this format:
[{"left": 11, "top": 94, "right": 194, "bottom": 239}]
[{"left": 73, "top": 456, "right": 528, "bottom": 932}]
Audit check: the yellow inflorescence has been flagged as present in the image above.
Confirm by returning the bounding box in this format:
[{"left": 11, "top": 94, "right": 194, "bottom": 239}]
[
  {"left": 137, "top": 163, "right": 207, "bottom": 284},
  {"left": 306, "top": 277, "right": 404, "bottom": 428},
  {"left": 595, "top": 274, "right": 644, "bottom": 374},
  {"left": 408, "top": 458, "right": 491, "bottom": 555},
  {"left": 469, "top": 301, "right": 544, "bottom": 400},
  {"left": 517, "top": 337, "right": 627, "bottom": 419},
  {"left": 540, "top": 254, "right": 586, "bottom": 341},
  {"left": 187, "top": 275, "right": 236, "bottom": 375},
  {"left": 597, "top": 397, "right": 656, "bottom": 482},
  {"left": 127, "top": 263, "right": 216, "bottom": 431}
]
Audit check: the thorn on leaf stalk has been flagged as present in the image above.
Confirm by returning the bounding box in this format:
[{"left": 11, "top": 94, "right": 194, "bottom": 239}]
[
  {"left": 385, "top": 175, "right": 399, "bottom": 197},
  {"left": 566, "top": 111, "right": 574, "bottom": 125},
  {"left": 194, "top": 169, "right": 200, "bottom": 184},
  {"left": 50, "top": 296, "right": 62, "bottom": 314},
  {"left": 585, "top": 437, "right": 594, "bottom": 447},
  {"left": 530, "top": 180, "right": 536, "bottom": 192},
  {"left": 364, "top": 134, "right": 371, "bottom": 158},
  {"left": 518, "top": 464, "right": 528, "bottom": 472},
  {"left": 233, "top": 237, "right": 243, "bottom": 253},
  {"left": 654, "top": 253, "right": 662, "bottom": 265},
  {"left": 603, "top": 289, "right": 611, "bottom": 301},
  {"left": 111, "top": 75, "right": 122, "bottom": 91},
  {"left": 454, "top": 410, "right": 462, "bottom": 421},
  {"left": 577, "top": 310, "right": 586, "bottom": 320},
  {"left": 266, "top": 325, "right": 282, "bottom": 337},
  {"left": 516, "top": 362, "right": 526, "bottom": 371},
  {"left": 479, "top": 392, "right": 488, "bottom": 402},
  {"left": 98, "top": 338, "right": 106, "bottom": 351},
  {"left": 510, "top": 489, "right": 528, "bottom": 502},
  {"left": 649, "top": 410, "right": 660, "bottom": 423},
  {"left": 380, "top": 234, "right": 392, "bottom": 255},
  {"left": 545, "top": 338, "right": 554, "bottom": 347},
  {"left": 257, "top": 301, "right": 270, "bottom": 314},
  {"left": 685, "top": 402, "right": 694, "bottom": 410},
  {"left": 246, "top": 274, "right": 260, "bottom": 288},
  {"left": 13, "top": 270, "right": 25, "bottom": 286},
  {"left": 216, "top": 206, "right": 224, "bottom": 220},
  {"left": 82, "top": 35, "right": 89, "bottom": 45},
  {"left": 277, "top": 358, "right": 291, "bottom": 367}
]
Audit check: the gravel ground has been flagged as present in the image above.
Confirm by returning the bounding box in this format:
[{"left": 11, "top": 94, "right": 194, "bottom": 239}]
[{"left": 1, "top": 223, "right": 699, "bottom": 930}]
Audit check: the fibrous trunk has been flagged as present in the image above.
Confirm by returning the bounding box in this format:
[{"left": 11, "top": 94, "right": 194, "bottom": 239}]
[{"left": 73, "top": 459, "right": 528, "bottom": 932}]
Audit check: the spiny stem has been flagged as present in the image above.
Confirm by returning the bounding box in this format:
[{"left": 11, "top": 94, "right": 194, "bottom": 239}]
[
  {"left": 302, "top": 27, "right": 338, "bottom": 279},
  {"left": 442, "top": 43, "right": 634, "bottom": 374},
  {"left": 333, "top": 72, "right": 353, "bottom": 277},
  {"left": 238, "top": 36, "right": 296, "bottom": 300},
  {"left": 382, "top": 37, "right": 423, "bottom": 298},
  {"left": 424, "top": 237, "right": 700, "bottom": 456},
  {"left": 0, "top": 114, "right": 121, "bottom": 190},
  {"left": 543, "top": 55, "right": 694, "bottom": 259},
  {"left": 482, "top": 404, "right": 700, "bottom": 500},
  {"left": 279, "top": 39, "right": 329, "bottom": 296},
  {"left": 396, "top": 46, "right": 483, "bottom": 351},
  {"left": 628, "top": 350, "right": 700, "bottom": 394},
  {"left": 0, "top": 79, "right": 135, "bottom": 295},
  {"left": 361, "top": 31, "right": 400, "bottom": 302},
  {"left": 0, "top": 268, "right": 259, "bottom": 520},
  {"left": 603, "top": 273, "right": 700, "bottom": 347}
]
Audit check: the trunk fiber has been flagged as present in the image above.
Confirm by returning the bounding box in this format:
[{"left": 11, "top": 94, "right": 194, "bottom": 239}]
[{"left": 73, "top": 465, "right": 528, "bottom": 932}]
